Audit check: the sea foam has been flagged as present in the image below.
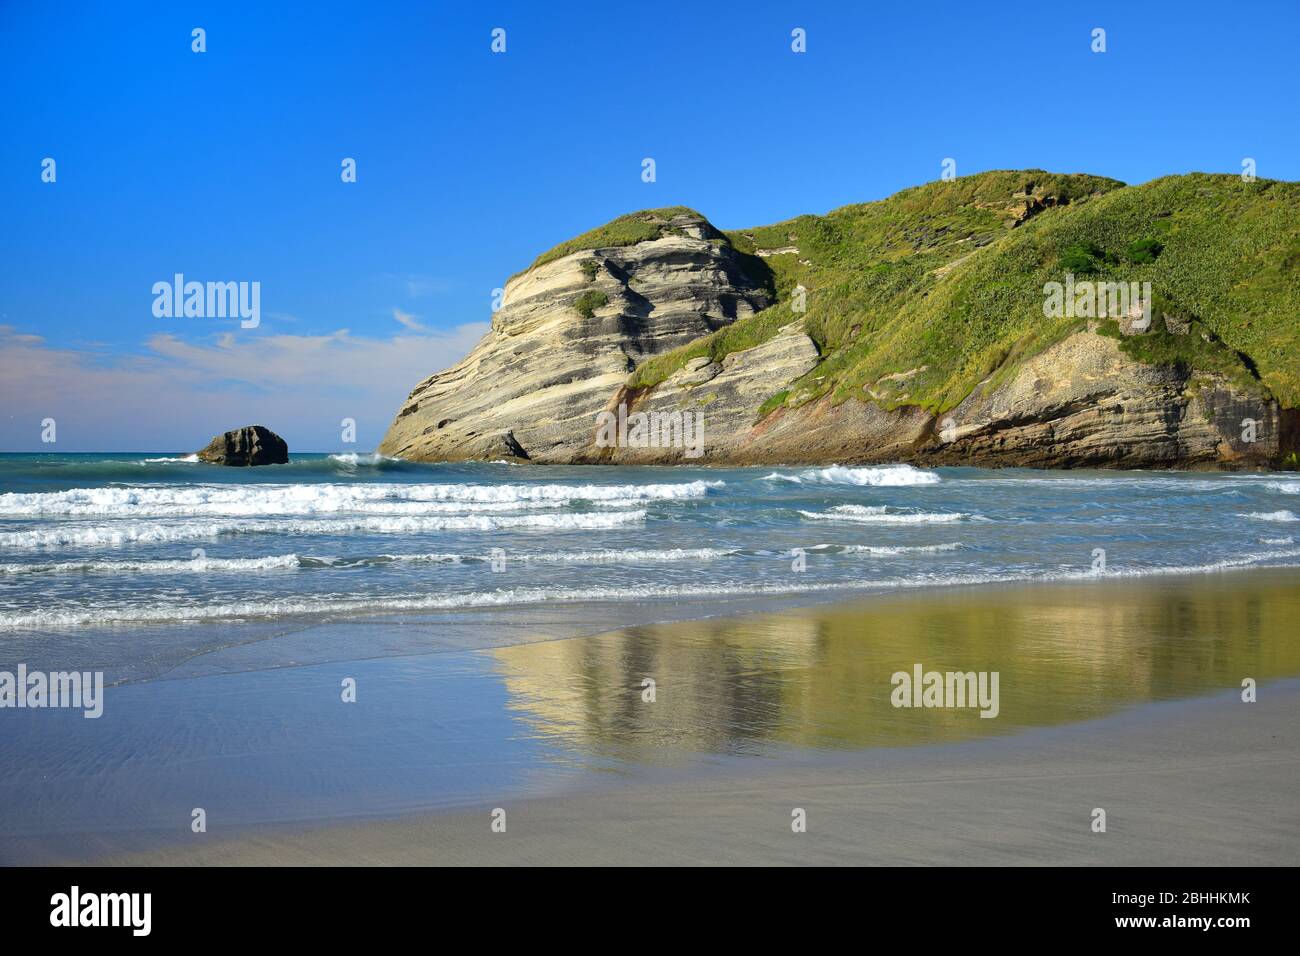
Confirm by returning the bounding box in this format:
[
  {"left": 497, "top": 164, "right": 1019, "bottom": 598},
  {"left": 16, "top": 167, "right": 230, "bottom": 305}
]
[
  {"left": 0, "top": 510, "right": 648, "bottom": 549},
  {"left": 763, "top": 464, "right": 940, "bottom": 486},
  {"left": 799, "top": 505, "right": 976, "bottom": 524},
  {"left": 0, "top": 480, "right": 719, "bottom": 517}
]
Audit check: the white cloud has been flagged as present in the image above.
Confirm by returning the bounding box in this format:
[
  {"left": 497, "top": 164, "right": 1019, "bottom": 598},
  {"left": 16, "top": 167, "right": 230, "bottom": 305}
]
[
  {"left": 393, "top": 308, "right": 425, "bottom": 331},
  {"left": 0, "top": 321, "right": 488, "bottom": 452}
]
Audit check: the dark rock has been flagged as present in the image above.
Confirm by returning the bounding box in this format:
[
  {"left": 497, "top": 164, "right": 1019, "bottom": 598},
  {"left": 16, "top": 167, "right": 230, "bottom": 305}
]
[
  {"left": 197, "top": 425, "right": 289, "bottom": 466},
  {"left": 480, "top": 430, "right": 529, "bottom": 460}
]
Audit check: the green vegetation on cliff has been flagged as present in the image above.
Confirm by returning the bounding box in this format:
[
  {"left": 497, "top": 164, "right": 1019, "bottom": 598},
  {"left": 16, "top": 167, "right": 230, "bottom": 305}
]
[
  {"left": 572, "top": 289, "right": 608, "bottom": 319},
  {"left": 530, "top": 172, "right": 1300, "bottom": 415},
  {"left": 632, "top": 171, "right": 1128, "bottom": 397},
  {"left": 525, "top": 206, "right": 706, "bottom": 272}
]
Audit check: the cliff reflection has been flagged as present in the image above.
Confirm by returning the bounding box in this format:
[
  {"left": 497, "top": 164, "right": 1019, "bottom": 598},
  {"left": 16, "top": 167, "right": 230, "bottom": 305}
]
[{"left": 488, "top": 572, "right": 1300, "bottom": 763}]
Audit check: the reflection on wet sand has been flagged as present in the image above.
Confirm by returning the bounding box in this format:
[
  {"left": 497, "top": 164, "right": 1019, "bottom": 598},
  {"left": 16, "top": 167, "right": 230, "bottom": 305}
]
[{"left": 489, "top": 570, "right": 1300, "bottom": 763}]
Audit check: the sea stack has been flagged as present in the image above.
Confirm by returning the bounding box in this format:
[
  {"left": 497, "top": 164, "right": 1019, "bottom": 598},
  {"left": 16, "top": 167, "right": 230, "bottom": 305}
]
[{"left": 196, "top": 425, "right": 289, "bottom": 466}]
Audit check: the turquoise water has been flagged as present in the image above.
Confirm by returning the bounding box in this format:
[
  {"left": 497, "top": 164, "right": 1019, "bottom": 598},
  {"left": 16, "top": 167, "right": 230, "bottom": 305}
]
[{"left": 1, "top": 452, "right": 1298, "bottom": 670}]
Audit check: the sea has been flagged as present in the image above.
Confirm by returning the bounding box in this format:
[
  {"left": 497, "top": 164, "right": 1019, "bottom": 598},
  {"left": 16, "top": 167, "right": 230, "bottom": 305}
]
[
  {"left": 3, "top": 452, "right": 1300, "bottom": 860},
  {"left": 1, "top": 451, "right": 1298, "bottom": 673}
]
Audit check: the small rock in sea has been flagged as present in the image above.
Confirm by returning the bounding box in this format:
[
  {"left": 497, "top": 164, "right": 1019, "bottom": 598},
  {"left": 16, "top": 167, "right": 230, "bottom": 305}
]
[{"left": 196, "top": 424, "right": 289, "bottom": 466}]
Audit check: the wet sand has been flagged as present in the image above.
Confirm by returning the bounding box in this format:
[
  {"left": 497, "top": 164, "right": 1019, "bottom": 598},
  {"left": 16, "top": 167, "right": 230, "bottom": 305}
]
[
  {"left": 5, "top": 569, "right": 1299, "bottom": 865},
  {"left": 103, "top": 680, "right": 1300, "bottom": 866}
]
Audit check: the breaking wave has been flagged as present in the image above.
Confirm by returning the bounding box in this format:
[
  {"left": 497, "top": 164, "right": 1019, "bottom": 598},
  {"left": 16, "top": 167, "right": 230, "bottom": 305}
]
[
  {"left": 763, "top": 464, "right": 940, "bottom": 487},
  {"left": 0, "top": 510, "right": 648, "bottom": 549},
  {"left": 799, "top": 505, "right": 977, "bottom": 524},
  {"left": 0, "top": 480, "right": 720, "bottom": 517},
  {"left": 1239, "top": 510, "right": 1299, "bottom": 522}
]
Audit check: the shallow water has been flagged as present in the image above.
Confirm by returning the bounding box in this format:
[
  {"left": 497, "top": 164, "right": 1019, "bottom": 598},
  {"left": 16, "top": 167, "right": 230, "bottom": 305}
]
[
  {"left": 2, "top": 570, "right": 1298, "bottom": 863},
  {"left": 2, "top": 454, "right": 1298, "bottom": 677},
  {"left": 489, "top": 570, "right": 1300, "bottom": 759}
]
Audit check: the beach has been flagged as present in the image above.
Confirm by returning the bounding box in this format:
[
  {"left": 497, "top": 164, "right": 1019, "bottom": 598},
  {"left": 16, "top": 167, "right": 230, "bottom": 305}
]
[
  {"left": 3, "top": 568, "right": 1297, "bottom": 866},
  {"left": 99, "top": 679, "right": 1300, "bottom": 867}
]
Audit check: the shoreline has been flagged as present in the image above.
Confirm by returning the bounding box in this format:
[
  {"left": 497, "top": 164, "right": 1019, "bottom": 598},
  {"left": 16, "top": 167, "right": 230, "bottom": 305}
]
[
  {"left": 3, "top": 567, "right": 1298, "bottom": 866},
  {"left": 8, "top": 558, "right": 1300, "bottom": 689},
  {"left": 8, "top": 547, "right": 1300, "bottom": 667},
  {"left": 99, "top": 679, "right": 1300, "bottom": 866}
]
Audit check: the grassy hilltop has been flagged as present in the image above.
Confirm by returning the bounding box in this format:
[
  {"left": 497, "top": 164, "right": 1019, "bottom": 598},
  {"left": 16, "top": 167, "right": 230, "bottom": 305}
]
[{"left": 523, "top": 171, "right": 1300, "bottom": 421}]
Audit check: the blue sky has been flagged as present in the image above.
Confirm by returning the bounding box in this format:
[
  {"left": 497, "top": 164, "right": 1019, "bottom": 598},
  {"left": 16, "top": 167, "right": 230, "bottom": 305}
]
[{"left": 2, "top": 0, "right": 1297, "bottom": 451}]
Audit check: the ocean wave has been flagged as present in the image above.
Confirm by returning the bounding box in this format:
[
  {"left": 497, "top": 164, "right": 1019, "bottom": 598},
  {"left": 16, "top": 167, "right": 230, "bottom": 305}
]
[
  {"left": 763, "top": 464, "right": 940, "bottom": 486},
  {"left": 799, "top": 505, "right": 977, "bottom": 524},
  {"left": 328, "top": 452, "right": 404, "bottom": 467},
  {"left": 946, "top": 474, "right": 1294, "bottom": 493},
  {"left": 835, "top": 542, "right": 963, "bottom": 555},
  {"left": 305, "top": 547, "right": 735, "bottom": 568},
  {"left": 0, "top": 510, "right": 648, "bottom": 548},
  {"left": 0, "top": 495, "right": 638, "bottom": 518},
  {"left": 0, "top": 543, "right": 963, "bottom": 575},
  {"left": 0, "top": 480, "right": 719, "bottom": 517},
  {"left": 0, "top": 555, "right": 302, "bottom": 575},
  {"left": 141, "top": 454, "right": 199, "bottom": 464},
  {"left": 1266, "top": 481, "right": 1300, "bottom": 495},
  {"left": 1238, "top": 510, "right": 1299, "bottom": 522},
  {"left": 7, "top": 547, "right": 1298, "bottom": 629},
  {"left": 514, "top": 547, "right": 732, "bottom": 563},
  {"left": 1261, "top": 537, "right": 1294, "bottom": 545}
]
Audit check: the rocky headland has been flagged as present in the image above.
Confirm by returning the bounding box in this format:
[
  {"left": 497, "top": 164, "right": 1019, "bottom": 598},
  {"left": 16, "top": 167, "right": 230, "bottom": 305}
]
[{"left": 379, "top": 172, "right": 1300, "bottom": 469}]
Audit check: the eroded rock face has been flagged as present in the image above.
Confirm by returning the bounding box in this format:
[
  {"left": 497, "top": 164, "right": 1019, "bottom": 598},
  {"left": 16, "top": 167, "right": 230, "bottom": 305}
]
[
  {"left": 580, "top": 330, "right": 1276, "bottom": 468},
  {"left": 378, "top": 212, "right": 772, "bottom": 462},
  {"left": 916, "top": 332, "right": 1278, "bottom": 469},
  {"left": 196, "top": 425, "right": 289, "bottom": 466},
  {"left": 380, "top": 212, "right": 1283, "bottom": 470},
  {"left": 580, "top": 322, "right": 822, "bottom": 464}
]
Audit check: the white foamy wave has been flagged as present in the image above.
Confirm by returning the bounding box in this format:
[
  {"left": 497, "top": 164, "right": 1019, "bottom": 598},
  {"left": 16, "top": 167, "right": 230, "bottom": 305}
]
[
  {"left": 375, "top": 547, "right": 736, "bottom": 565},
  {"left": 838, "top": 542, "right": 963, "bottom": 555},
  {"left": 799, "top": 505, "right": 975, "bottom": 524},
  {"left": 0, "top": 481, "right": 713, "bottom": 517},
  {"left": 0, "top": 495, "right": 633, "bottom": 518},
  {"left": 0, "top": 555, "right": 302, "bottom": 575},
  {"left": 1265, "top": 481, "right": 1300, "bottom": 495},
  {"left": 763, "top": 464, "right": 940, "bottom": 486},
  {"left": 1261, "top": 537, "right": 1294, "bottom": 545},
  {"left": 517, "top": 547, "right": 732, "bottom": 564},
  {"left": 328, "top": 452, "right": 404, "bottom": 466},
  {"left": 141, "top": 454, "right": 199, "bottom": 464},
  {"left": 0, "top": 510, "right": 647, "bottom": 549},
  {"left": 7, "top": 547, "right": 1299, "bottom": 629},
  {"left": 1238, "top": 510, "right": 1299, "bottom": 522},
  {"left": 0, "top": 543, "right": 953, "bottom": 574}
]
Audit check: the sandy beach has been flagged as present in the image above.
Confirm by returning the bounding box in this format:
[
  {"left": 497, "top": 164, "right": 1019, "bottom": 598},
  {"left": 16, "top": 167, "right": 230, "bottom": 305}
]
[
  {"left": 4, "top": 568, "right": 1293, "bottom": 867},
  {"left": 102, "top": 678, "right": 1300, "bottom": 866}
]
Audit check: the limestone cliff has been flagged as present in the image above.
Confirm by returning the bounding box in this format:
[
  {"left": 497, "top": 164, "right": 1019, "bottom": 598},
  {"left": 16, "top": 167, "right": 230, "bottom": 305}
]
[{"left": 380, "top": 174, "right": 1299, "bottom": 469}]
